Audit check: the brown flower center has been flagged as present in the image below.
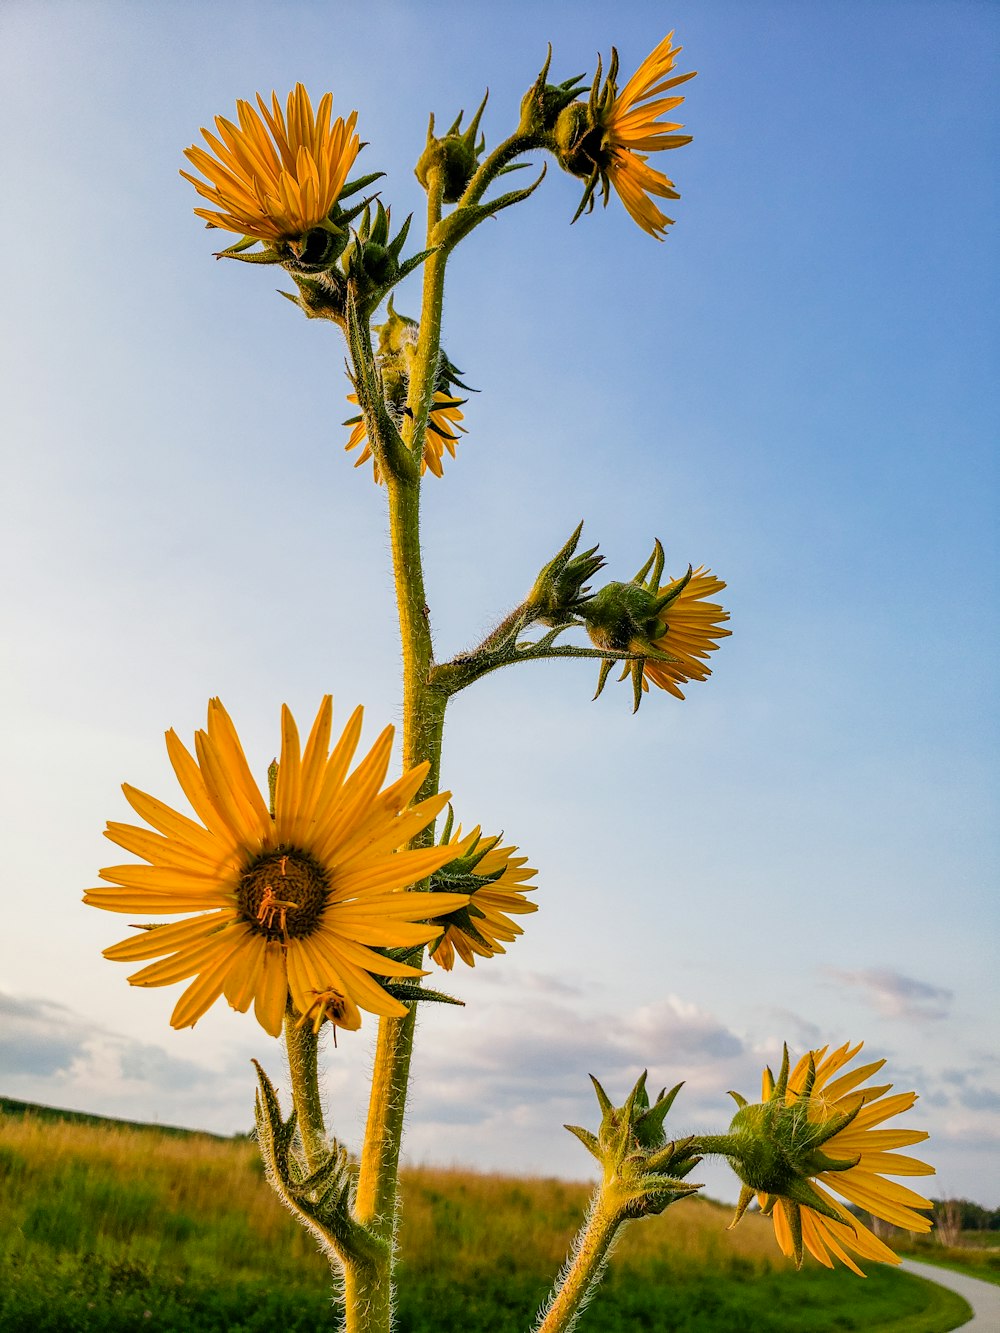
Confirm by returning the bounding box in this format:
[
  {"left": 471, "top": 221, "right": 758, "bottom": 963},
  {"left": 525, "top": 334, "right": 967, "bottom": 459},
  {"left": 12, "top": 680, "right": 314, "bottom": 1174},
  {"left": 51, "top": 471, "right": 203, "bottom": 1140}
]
[{"left": 237, "top": 848, "right": 329, "bottom": 941}]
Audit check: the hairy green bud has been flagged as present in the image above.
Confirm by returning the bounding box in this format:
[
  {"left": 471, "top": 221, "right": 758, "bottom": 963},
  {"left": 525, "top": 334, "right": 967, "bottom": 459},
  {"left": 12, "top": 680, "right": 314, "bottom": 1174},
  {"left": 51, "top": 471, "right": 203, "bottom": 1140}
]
[
  {"left": 565, "top": 1072, "right": 702, "bottom": 1218},
  {"left": 415, "top": 93, "right": 489, "bottom": 203}
]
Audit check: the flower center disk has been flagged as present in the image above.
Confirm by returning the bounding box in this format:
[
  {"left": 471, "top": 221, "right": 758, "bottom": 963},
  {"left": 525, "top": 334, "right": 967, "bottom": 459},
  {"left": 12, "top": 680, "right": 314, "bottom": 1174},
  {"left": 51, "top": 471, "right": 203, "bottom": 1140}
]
[{"left": 238, "top": 849, "right": 330, "bottom": 940}]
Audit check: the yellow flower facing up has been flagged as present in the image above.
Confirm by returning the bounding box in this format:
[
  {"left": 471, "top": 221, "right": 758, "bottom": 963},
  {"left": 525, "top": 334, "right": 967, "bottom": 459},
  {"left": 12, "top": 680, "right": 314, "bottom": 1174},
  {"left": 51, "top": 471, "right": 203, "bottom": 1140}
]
[
  {"left": 555, "top": 33, "right": 695, "bottom": 239},
  {"left": 345, "top": 390, "right": 467, "bottom": 483},
  {"left": 84, "top": 698, "right": 467, "bottom": 1037},
  {"left": 729, "top": 1043, "right": 934, "bottom": 1275},
  {"left": 429, "top": 824, "right": 538, "bottom": 970},
  {"left": 181, "top": 84, "right": 361, "bottom": 242}
]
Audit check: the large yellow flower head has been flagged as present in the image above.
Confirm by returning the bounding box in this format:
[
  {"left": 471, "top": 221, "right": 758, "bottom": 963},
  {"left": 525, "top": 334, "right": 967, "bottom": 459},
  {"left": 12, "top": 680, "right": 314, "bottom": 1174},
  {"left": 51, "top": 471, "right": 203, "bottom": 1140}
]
[
  {"left": 728, "top": 1043, "right": 934, "bottom": 1275},
  {"left": 428, "top": 823, "right": 538, "bottom": 970},
  {"left": 554, "top": 33, "right": 695, "bottom": 239},
  {"left": 84, "top": 698, "right": 467, "bottom": 1037},
  {"left": 181, "top": 84, "right": 361, "bottom": 242}
]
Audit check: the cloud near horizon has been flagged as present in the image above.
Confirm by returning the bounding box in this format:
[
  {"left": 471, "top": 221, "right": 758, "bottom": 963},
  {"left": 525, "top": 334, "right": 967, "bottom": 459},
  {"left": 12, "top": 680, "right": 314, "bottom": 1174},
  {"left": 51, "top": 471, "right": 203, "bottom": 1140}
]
[{"left": 4, "top": 977, "right": 998, "bottom": 1203}]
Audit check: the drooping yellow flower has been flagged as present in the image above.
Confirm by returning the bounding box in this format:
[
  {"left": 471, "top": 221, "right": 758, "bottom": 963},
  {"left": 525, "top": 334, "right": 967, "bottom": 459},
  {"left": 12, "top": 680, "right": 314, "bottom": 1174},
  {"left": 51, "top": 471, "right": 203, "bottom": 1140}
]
[
  {"left": 555, "top": 33, "right": 695, "bottom": 239},
  {"left": 84, "top": 698, "right": 467, "bottom": 1037},
  {"left": 637, "top": 568, "right": 730, "bottom": 699},
  {"left": 181, "top": 84, "right": 361, "bottom": 242},
  {"left": 739, "top": 1043, "right": 934, "bottom": 1275},
  {"left": 344, "top": 391, "right": 467, "bottom": 483},
  {"left": 602, "top": 33, "right": 696, "bottom": 239},
  {"left": 585, "top": 556, "right": 730, "bottom": 708},
  {"left": 429, "top": 826, "right": 538, "bottom": 970}
]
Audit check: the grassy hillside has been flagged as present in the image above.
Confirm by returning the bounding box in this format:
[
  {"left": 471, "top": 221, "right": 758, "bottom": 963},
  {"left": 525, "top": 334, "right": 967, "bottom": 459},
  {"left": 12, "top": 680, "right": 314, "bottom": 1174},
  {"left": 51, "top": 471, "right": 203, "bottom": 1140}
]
[{"left": 0, "top": 1102, "right": 971, "bottom": 1332}]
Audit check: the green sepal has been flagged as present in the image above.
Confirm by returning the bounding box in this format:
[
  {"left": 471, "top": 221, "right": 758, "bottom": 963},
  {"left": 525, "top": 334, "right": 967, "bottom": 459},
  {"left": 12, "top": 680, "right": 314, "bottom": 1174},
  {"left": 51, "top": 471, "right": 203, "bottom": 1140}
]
[
  {"left": 729, "top": 1183, "right": 757, "bottom": 1228},
  {"left": 593, "top": 657, "right": 614, "bottom": 700},
  {"left": 565, "top": 1123, "right": 600, "bottom": 1159},
  {"left": 215, "top": 245, "right": 284, "bottom": 265},
  {"left": 380, "top": 981, "right": 465, "bottom": 1009},
  {"left": 590, "top": 1074, "right": 613, "bottom": 1117},
  {"left": 337, "top": 171, "right": 385, "bottom": 202},
  {"left": 784, "top": 1199, "right": 805, "bottom": 1268},
  {"left": 728, "top": 1090, "right": 749, "bottom": 1110},
  {"left": 630, "top": 659, "right": 644, "bottom": 714},
  {"left": 436, "top": 165, "right": 547, "bottom": 253},
  {"left": 216, "top": 233, "right": 263, "bottom": 254},
  {"left": 636, "top": 1082, "right": 684, "bottom": 1144}
]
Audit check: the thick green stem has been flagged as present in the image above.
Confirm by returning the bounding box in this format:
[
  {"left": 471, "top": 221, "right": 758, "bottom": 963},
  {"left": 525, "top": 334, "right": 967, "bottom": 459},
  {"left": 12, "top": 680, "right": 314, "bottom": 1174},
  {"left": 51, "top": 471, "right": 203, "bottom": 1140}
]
[
  {"left": 537, "top": 1191, "right": 628, "bottom": 1333},
  {"left": 343, "top": 1261, "right": 391, "bottom": 1333},
  {"left": 403, "top": 168, "right": 446, "bottom": 455},
  {"left": 283, "top": 1012, "right": 326, "bottom": 1174},
  {"left": 350, "top": 167, "right": 451, "bottom": 1333}
]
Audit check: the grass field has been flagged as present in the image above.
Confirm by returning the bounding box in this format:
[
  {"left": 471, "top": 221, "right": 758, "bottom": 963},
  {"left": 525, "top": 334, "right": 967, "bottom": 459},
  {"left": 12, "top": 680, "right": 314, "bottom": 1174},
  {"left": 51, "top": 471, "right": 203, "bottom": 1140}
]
[{"left": 0, "top": 1101, "right": 973, "bottom": 1332}]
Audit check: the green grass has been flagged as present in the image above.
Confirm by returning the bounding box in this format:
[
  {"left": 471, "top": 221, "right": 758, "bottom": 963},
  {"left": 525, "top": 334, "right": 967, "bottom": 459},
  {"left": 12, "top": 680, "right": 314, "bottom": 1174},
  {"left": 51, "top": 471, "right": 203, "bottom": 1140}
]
[{"left": 0, "top": 1103, "right": 973, "bottom": 1332}]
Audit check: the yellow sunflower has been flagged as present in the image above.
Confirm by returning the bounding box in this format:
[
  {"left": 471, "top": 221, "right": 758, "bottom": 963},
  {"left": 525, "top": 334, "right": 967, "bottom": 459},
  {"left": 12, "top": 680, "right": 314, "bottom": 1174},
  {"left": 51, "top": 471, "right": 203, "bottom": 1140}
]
[
  {"left": 740, "top": 1043, "right": 934, "bottom": 1275},
  {"left": 181, "top": 84, "right": 361, "bottom": 242},
  {"left": 84, "top": 698, "right": 467, "bottom": 1037},
  {"left": 637, "top": 568, "right": 730, "bottom": 698},
  {"left": 556, "top": 33, "right": 695, "bottom": 239},
  {"left": 429, "top": 826, "right": 538, "bottom": 970},
  {"left": 586, "top": 562, "right": 730, "bottom": 705},
  {"left": 344, "top": 391, "right": 467, "bottom": 483}
]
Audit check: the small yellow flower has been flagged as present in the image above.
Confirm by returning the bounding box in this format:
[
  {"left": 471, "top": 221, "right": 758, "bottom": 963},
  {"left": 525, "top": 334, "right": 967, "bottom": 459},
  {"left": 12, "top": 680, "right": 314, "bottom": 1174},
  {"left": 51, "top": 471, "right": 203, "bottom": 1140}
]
[
  {"left": 181, "top": 84, "right": 361, "bottom": 242},
  {"left": 734, "top": 1043, "right": 934, "bottom": 1275},
  {"left": 84, "top": 698, "right": 467, "bottom": 1036},
  {"left": 636, "top": 568, "right": 730, "bottom": 699},
  {"left": 555, "top": 33, "right": 695, "bottom": 239},
  {"left": 345, "top": 390, "right": 467, "bottom": 483},
  {"left": 429, "top": 826, "right": 538, "bottom": 970},
  {"left": 585, "top": 547, "right": 730, "bottom": 708}
]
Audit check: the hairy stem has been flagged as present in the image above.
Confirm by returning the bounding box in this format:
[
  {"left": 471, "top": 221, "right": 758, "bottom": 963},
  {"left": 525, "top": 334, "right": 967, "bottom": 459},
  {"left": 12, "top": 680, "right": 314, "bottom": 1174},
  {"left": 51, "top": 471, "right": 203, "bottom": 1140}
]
[
  {"left": 350, "top": 163, "right": 451, "bottom": 1333},
  {"left": 283, "top": 1013, "right": 326, "bottom": 1174},
  {"left": 536, "top": 1191, "right": 627, "bottom": 1333}
]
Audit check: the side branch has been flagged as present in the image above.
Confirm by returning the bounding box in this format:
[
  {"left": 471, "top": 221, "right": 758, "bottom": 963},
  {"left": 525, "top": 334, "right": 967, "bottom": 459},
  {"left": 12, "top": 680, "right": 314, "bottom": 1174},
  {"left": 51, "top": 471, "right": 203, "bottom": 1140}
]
[{"left": 429, "top": 620, "right": 679, "bottom": 697}]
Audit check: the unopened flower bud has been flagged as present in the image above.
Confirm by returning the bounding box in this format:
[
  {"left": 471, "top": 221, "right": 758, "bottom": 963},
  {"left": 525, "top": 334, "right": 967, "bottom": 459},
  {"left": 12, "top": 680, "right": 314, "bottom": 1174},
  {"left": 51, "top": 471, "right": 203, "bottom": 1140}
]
[
  {"left": 527, "top": 521, "right": 605, "bottom": 626},
  {"left": 517, "top": 46, "right": 587, "bottom": 138},
  {"left": 415, "top": 94, "right": 489, "bottom": 203},
  {"left": 565, "top": 1072, "right": 702, "bottom": 1218}
]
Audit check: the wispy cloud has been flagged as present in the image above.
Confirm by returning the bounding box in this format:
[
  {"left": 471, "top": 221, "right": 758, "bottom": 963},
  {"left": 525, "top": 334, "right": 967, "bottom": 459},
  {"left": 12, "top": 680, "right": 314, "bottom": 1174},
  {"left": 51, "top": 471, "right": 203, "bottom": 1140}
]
[{"left": 824, "top": 967, "right": 953, "bottom": 1021}]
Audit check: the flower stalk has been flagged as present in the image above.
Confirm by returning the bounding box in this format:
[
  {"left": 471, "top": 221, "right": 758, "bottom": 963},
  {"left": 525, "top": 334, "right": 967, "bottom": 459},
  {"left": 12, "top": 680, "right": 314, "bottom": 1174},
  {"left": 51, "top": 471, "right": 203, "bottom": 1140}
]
[{"left": 81, "top": 28, "right": 935, "bottom": 1333}]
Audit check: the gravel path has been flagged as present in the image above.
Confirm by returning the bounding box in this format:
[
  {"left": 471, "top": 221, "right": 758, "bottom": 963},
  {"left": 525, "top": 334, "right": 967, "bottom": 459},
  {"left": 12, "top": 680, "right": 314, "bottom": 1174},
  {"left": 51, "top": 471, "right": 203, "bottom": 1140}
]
[{"left": 899, "top": 1258, "right": 1000, "bottom": 1331}]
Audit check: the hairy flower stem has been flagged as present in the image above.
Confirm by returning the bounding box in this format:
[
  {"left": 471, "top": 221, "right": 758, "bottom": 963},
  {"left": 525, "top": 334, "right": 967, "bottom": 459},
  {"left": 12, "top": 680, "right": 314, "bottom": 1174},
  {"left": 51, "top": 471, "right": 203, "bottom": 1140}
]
[
  {"left": 283, "top": 1013, "right": 327, "bottom": 1173},
  {"left": 537, "top": 1191, "right": 628, "bottom": 1333},
  {"left": 349, "top": 163, "right": 451, "bottom": 1333}
]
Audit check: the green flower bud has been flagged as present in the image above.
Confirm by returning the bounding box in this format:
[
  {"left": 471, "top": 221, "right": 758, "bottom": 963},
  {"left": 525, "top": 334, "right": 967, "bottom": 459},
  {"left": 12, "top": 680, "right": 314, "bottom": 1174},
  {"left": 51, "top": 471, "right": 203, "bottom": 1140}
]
[
  {"left": 517, "top": 46, "right": 587, "bottom": 138},
  {"left": 527, "top": 521, "right": 605, "bottom": 627},
  {"left": 565, "top": 1072, "right": 702, "bottom": 1218},
  {"left": 415, "top": 94, "right": 489, "bottom": 203}
]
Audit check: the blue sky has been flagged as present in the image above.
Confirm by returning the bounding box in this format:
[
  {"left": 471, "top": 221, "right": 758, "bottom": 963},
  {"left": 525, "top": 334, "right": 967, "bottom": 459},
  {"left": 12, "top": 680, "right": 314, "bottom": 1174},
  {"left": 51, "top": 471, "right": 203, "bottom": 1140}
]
[{"left": 1, "top": 0, "right": 997, "bottom": 1207}]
